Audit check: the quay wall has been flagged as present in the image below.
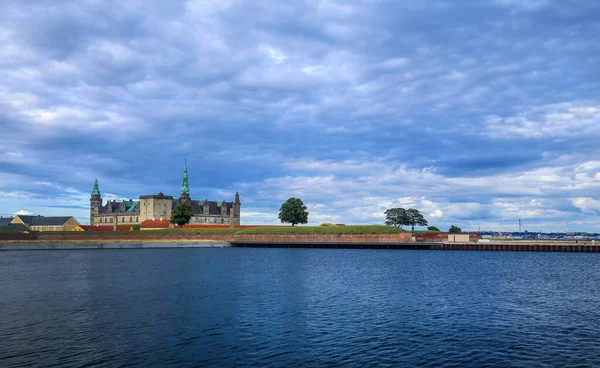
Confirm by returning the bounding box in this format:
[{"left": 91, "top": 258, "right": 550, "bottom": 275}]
[
  {"left": 436, "top": 242, "right": 600, "bottom": 252},
  {"left": 233, "top": 242, "right": 600, "bottom": 252},
  {"left": 0, "top": 233, "right": 235, "bottom": 243},
  {"left": 0, "top": 242, "right": 229, "bottom": 251},
  {"left": 1, "top": 232, "right": 599, "bottom": 252},
  {"left": 0, "top": 233, "right": 411, "bottom": 244}
]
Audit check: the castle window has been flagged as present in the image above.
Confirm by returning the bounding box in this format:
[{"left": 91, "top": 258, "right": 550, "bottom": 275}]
[
  {"left": 130, "top": 217, "right": 132, "bottom": 222},
  {"left": 136, "top": 217, "right": 139, "bottom": 222}
]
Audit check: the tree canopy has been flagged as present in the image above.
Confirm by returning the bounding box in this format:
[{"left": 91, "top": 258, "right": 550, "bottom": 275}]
[
  {"left": 449, "top": 225, "right": 462, "bottom": 233},
  {"left": 171, "top": 202, "right": 193, "bottom": 226},
  {"left": 384, "top": 207, "right": 428, "bottom": 230},
  {"left": 427, "top": 226, "right": 441, "bottom": 232},
  {"left": 278, "top": 197, "right": 309, "bottom": 226},
  {"left": 384, "top": 208, "right": 408, "bottom": 228},
  {"left": 406, "top": 208, "right": 428, "bottom": 231}
]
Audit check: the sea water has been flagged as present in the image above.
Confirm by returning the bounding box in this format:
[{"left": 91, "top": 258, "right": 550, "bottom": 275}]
[{"left": 1, "top": 247, "right": 599, "bottom": 367}]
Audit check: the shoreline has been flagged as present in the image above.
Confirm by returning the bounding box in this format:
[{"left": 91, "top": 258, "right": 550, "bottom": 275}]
[
  {"left": 1, "top": 240, "right": 599, "bottom": 252},
  {"left": 1, "top": 233, "right": 598, "bottom": 252},
  {"left": 0, "top": 242, "right": 230, "bottom": 251}
]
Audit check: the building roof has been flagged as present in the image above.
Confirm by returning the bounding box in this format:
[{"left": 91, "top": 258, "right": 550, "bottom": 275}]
[
  {"left": 92, "top": 179, "right": 100, "bottom": 195},
  {"left": 81, "top": 225, "right": 133, "bottom": 232},
  {"left": 140, "top": 219, "right": 172, "bottom": 229},
  {"left": 140, "top": 193, "right": 174, "bottom": 199},
  {"left": 0, "top": 222, "right": 30, "bottom": 232},
  {"left": 0, "top": 217, "right": 14, "bottom": 226},
  {"left": 189, "top": 200, "right": 233, "bottom": 215},
  {"left": 417, "top": 232, "right": 482, "bottom": 240},
  {"left": 99, "top": 200, "right": 140, "bottom": 215},
  {"left": 125, "top": 200, "right": 139, "bottom": 213},
  {"left": 16, "top": 215, "right": 75, "bottom": 226},
  {"left": 181, "top": 160, "right": 189, "bottom": 195},
  {"left": 1, "top": 217, "right": 30, "bottom": 232}
]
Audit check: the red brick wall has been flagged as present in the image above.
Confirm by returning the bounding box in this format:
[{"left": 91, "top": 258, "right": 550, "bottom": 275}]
[
  {"left": 35, "top": 233, "right": 234, "bottom": 242},
  {"left": 25, "top": 233, "right": 412, "bottom": 244}
]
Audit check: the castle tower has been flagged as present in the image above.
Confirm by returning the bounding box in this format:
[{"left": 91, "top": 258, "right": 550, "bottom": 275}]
[
  {"left": 90, "top": 178, "right": 102, "bottom": 225},
  {"left": 233, "top": 191, "right": 241, "bottom": 225},
  {"left": 180, "top": 159, "right": 190, "bottom": 201}
]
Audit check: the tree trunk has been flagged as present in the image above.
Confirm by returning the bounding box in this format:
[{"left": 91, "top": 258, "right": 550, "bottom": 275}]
[
  {"left": 412, "top": 225, "right": 414, "bottom": 231},
  {"left": 292, "top": 223, "right": 295, "bottom": 227}
]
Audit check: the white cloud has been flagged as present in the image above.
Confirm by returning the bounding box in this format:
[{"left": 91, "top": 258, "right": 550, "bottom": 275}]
[
  {"left": 572, "top": 198, "right": 600, "bottom": 215},
  {"left": 14, "top": 209, "right": 33, "bottom": 215},
  {"left": 485, "top": 101, "right": 600, "bottom": 139}
]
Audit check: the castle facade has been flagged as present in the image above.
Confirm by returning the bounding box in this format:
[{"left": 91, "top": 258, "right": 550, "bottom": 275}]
[{"left": 90, "top": 162, "right": 240, "bottom": 226}]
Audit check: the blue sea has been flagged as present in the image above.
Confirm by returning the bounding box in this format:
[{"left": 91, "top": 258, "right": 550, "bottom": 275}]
[{"left": 1, "top": 247, "right": 600, "bottom": 367}]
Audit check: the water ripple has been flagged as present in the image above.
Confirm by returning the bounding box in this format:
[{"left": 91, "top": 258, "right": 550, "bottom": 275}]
[{"left": 1, "top": 249, "right": 600, "bottom": 367}]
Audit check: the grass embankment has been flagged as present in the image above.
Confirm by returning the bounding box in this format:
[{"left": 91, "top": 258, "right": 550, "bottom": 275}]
[
  {"left": 411, "top": 230, "right": 438, "bottom": 235},
  {"left": 235, "top": 225, "right": 404, "bottom": 235}
]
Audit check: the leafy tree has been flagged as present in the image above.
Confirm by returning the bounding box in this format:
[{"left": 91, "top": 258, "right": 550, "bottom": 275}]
[
  {"left": 449, "top": 225, "right": 462, "bottom": 233},
  {"left": 278, "top": 198, "right": 309, "bottom": 226},
  {"left": 385, "top": 207, "right": 428, "bottom": 231},
  {"left": 406, "top": 208, "right": 428, "bottom": 231},
  {"left": 384, "top": 208, "right": 409, "bottom": 228},
  {"left": 171, "top": 202, "right": 193, "bottom": 226},
  {"left": 427, "top": 226, "right": 440, "bottom": 232}
]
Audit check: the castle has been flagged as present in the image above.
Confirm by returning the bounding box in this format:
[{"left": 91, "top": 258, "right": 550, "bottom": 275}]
[{"left": 90, "top": 161, "right": 240, "bottom": 226}]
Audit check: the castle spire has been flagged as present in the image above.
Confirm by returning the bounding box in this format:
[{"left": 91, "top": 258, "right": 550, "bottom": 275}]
[
  {"left": 181, "top": 159, "right": 190, "bottom": 196},
  {"left": 92, "top": 178, "right": 101, "bottom": 195}
]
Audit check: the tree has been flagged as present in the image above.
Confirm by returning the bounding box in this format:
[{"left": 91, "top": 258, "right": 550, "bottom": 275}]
[
  {"left": 278, "top": 198, "right": 308, "bottom": 226},
  {"left": 385, "top": 207, "right": 428, "bottom": 231},
  {"left": 384, "top": 208, "right": 409, "bottom": 228},
  {"left": 427, "top": 226, "right": 440, "bottom": 232},
  {"left": 171, "top": 202, "right": 193, "bottom": 226},
  {"left": 406, "top": 208, "right": 428, "bottom": 231},
  {"left": 449, "top": 225, "right": 462, "bottom": 233}
]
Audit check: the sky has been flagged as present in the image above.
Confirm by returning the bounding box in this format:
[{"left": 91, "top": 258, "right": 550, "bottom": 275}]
[{"left": 1, "top": 0, "right": 599, "bottom": 232}]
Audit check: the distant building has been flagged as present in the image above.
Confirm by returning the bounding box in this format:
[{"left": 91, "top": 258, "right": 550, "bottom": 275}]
[
  {"left": 0, "top": 216, "right": 30, "bottom": 232},
  {"left": 10, "top": 215, "right": 83, "bottom": 232},
  {"left": 90, "top": 161, "right": 241, "bottom": 226},
  {"left": 80, "top": 225, "right": 134, "bottom": 232},
  {"left": 415, "top": 232, "right": 482, "bottom": 242}
]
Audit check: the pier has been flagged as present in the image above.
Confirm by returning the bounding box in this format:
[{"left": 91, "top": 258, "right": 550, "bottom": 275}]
[{"left": 230, "top": 240, "right": 600, "bottom": 252}]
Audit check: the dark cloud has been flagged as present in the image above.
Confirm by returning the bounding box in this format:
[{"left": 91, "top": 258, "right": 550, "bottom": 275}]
[{"left": 1, "top": 0, "right": 599, "bottom": 229}]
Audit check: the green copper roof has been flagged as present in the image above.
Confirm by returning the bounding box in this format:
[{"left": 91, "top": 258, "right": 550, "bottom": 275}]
[
  {"left": 92, "top": 179, "right": 100, "bottom": 195},
  {"left": 125, "top": 200, "right": 139, "bottom": 213},
  {"left": 181, "top": 160, "right": 190, "bottom": 195}
]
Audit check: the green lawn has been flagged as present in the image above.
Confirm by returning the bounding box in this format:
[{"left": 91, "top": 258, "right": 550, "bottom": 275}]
[
  {"left": 411, "top": 230, "right": 439, "bottom": 235},
  {"left": 235, "top": 225, "right": 405, "bottom": 235}
]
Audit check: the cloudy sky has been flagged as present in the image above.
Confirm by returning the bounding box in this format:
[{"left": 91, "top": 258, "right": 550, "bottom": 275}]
[{"left": 1, "top": 0, "right": 599, "bottom": 231}]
